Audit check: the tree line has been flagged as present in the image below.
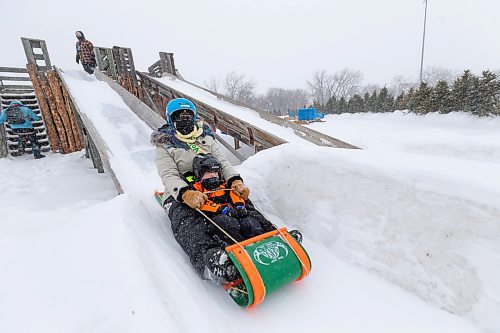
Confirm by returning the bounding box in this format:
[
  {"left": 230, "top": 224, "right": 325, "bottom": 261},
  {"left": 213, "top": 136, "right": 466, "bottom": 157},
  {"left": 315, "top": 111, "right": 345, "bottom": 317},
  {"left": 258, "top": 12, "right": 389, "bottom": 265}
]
[
  {"left": 204, "top": 68, "right": 500, "bottom": 117},
  {"left": 319, "top": 70, "right": 500, "bottom": 116}
]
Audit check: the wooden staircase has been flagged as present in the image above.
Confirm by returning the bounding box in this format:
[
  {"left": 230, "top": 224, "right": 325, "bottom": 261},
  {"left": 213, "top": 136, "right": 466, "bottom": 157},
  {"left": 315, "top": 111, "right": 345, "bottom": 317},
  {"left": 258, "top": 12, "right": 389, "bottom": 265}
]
[{"left": 0, "top": 67, "right": 50, "bottom": 157}]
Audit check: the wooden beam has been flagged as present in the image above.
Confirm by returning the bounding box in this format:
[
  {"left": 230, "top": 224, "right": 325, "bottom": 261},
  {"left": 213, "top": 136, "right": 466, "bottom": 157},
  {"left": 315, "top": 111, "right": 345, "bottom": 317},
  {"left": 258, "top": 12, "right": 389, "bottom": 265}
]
[
  {"left": 62, "top": 84, "right": 85, "bottom": 151},
  {"left": 38, "top": 70, "right": 69, "bottom": 152},
  {"left": 0, "top": 67, "right": 29, "bottom": 73},
  {"left": 27, "top": 63, "right": 60, "bottom": 152},
  {"left": 0, "top": 125, "right": 7, "bottom": 158},
  {"left": 0, "top": 85, "right": 33, "bottom": 90},
  {"left": 47, "top": 70, "right": 76, "bottom": 152},
  {"left": 0, "top": 76, "right": 31, "bottom": 81}
]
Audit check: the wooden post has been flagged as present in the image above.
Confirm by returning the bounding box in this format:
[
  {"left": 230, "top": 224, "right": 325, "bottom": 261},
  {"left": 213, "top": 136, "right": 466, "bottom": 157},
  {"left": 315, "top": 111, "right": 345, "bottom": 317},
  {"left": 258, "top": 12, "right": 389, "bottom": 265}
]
[
  {"left": 62, "top": 87, "right": 84, "bottom": 150},
  {"left": 47, "top": 71, "right": 76, "bottom": 152},
  {"left": 21, "top": 38, "right": 52, "bottom": 71},
  {"left": 27, "top": 63, "right": 60, "bottom": 151},
  {"left": 0, "top": 125, "right": 7, "bottom": 158},
  {"left": 38, "top": 71, "right": 69, "bottom": 153}
]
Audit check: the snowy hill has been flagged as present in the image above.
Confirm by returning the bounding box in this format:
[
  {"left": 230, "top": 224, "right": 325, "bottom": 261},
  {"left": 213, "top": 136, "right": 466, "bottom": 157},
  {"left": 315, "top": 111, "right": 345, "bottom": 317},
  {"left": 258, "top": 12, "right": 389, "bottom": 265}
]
[{"left": 1, "top": 72, "right": 498, "bottom": 332}]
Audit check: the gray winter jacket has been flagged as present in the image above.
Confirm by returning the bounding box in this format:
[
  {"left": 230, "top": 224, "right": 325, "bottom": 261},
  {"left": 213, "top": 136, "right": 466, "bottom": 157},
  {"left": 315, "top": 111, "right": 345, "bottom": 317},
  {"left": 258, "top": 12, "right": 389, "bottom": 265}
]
[{"left": 152, "top": 128, "right": 240, "bottom": 204}]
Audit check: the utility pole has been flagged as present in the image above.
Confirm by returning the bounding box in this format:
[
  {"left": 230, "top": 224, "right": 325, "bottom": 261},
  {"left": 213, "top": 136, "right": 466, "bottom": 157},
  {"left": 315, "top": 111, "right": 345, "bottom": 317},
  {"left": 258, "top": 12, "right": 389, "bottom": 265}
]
[{"left": 419, "top": 0, "right": 428, "bottom": 83}]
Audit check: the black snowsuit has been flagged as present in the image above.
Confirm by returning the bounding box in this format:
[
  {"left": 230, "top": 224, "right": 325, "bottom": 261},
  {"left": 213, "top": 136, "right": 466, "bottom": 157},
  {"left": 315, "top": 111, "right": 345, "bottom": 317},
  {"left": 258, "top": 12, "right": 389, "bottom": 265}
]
[
  {"left": 164, "top": 195, "right": 274, "bottom": 277},
  {"left": 12, "top": 128, "right": 42, "bottom": 157}
]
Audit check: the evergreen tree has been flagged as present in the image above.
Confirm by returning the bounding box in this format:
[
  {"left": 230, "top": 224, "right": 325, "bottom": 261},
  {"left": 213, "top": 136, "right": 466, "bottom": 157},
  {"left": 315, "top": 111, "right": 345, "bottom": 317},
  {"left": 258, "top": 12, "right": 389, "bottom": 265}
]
[
  {"left": 367, "top": 91, "right": 379, "bottom": 112},
  {"left": 325, "top": 96, "right": 337, "bottom": 114},
  {"left": 451, "top": 70, "right": 474, "bottom": 112},
  {"left": 337, "top": 97, "right": 348, "bottom": 113},
  {"left": 403, "top": 88, "right": 415, "bottom": 111},
  {"left": 474, "top": 70, "right": 500, "bottom": 116},
  {"left": 414, "top": 82, "right": 432, "bottom": 114},
  {"left": 363, "top": 92, "right": 371, "bottom": 113},
  {"left": 312, "top": 100, "right": 322, "bottom": 111},
  {"left": 467, "top": 75, "right": 481, "bottom": 115},
  {"left": 430, "top": 80, "right": 452, "bottom": 113},
  {"left": 394, "top": 91, "right": 406, "bottom": 110},
  {"left": 348, "top": 94, "right": 365, "bottom": 113},
  {"left": 378, "top": 87, "right": 394, "bottom": 112}
]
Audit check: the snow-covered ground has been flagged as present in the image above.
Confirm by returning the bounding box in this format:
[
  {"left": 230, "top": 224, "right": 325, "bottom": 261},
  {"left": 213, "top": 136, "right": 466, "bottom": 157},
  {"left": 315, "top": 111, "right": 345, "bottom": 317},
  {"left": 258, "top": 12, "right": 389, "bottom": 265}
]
[
  {"left": 309, "top": 111, "right": 500, "bottom": 163},
  {"left": 0, "top": 71, "right": 497, "bottom": 332},
  {"left": 304, "top": 112, "right": 500, "bottom": 332}
]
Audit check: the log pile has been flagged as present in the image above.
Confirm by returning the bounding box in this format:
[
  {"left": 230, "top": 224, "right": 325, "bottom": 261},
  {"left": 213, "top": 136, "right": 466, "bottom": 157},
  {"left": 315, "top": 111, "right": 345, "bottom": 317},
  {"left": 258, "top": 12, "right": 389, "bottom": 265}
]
[{"left": 27, "top": 63, "right": 84, "bottom": 153}]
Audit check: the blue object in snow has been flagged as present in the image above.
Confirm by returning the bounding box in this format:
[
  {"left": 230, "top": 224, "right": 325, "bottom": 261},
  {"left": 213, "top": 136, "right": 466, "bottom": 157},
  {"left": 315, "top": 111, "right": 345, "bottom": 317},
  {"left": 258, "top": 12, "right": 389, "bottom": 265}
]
[{"left": 297, "top": 108, "right": 318, "bottom": 121}]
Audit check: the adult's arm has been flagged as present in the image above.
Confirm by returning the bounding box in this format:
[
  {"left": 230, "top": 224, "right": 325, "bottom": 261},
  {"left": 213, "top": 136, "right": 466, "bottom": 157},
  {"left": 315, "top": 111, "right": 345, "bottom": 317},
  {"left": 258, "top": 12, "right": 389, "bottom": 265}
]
[
  {"left": 155, "top": 147, "right": 189, "bottom": 201},
  {"left": 0, "top": 111, "right": 6, "bottom": 125}
]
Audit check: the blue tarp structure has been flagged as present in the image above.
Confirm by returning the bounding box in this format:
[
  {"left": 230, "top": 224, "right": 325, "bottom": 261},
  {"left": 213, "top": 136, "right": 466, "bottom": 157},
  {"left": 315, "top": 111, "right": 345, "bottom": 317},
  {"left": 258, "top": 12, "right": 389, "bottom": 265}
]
[{"left": 298, "top": 108, "right": 318, "bottom": 121}]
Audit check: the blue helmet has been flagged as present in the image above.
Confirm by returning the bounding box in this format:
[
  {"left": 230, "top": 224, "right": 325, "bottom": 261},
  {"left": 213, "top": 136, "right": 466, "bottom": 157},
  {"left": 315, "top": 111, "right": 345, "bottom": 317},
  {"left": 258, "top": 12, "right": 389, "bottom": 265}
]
[{"left": 166, "top": 98, "right": 197, "bottom": 125}]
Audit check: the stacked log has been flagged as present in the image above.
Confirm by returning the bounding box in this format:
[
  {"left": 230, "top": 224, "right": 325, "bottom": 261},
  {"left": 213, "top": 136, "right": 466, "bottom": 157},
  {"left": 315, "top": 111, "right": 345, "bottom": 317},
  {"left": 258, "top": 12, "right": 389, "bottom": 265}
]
[
  {"left": 27, "top": 63, "right": 84, "bottom": 154},
  {"left": 120, "top": 75, "right": 143, "bottom": 101}
]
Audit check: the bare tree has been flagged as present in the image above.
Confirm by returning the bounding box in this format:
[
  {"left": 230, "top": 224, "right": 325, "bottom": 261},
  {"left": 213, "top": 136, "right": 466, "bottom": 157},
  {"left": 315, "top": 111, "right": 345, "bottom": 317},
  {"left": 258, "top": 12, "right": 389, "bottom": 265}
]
[
  {"left": 224, "top": 71, "right": 256, "bottom": 103},
  {"left": 358, "top": 84, "right": 382, "bottom": 96},
  {"left": 390, "top": 75, "right": 415, "bottom": 96},
  {"left": 307, "top": 70, "right": 330, "bottom": 106},
  {"left": 308, "top": 69, "right": 363, "bottom": 105},
  {"left": 256, "top": 88, "right": 309, "bottom": 115},
  {"left": 328, "top": 68, "right": 363, "bottom": 100},
  {"left": 204, "top": 76, "right": 221, "bottom": 93},
  {"left": 423, "top": 66, "right": 459, "bottom": 86}
]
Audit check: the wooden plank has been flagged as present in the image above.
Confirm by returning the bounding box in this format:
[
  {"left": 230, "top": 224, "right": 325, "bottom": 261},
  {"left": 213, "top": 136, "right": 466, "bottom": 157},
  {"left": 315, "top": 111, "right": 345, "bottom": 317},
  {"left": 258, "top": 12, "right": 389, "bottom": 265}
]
[
  {"left": 0, "top": 67, "right": 29, "bottom": 73},
  {"left": 40, "top": 40, "right": 52, "bottom": 68},
  {"left": 30, "top": 40, "right": 42, "bottom": 48},
  {"left": 47, "top": 70, "right": 76, "bottom": 152},
  {"left": 33, "top": 53, "right": 45, "bottom": 60},
  {"left": 0, "top": 125, "right": 7, "bottom": 158},
  {"left": 21, "top": 38, "right": 36, "bottom": 65},
  {"left": 39, "top": 70, "right": 69, "bottom": 152},
  {"left": 0, "top": 85, "right": 33, "bottom": 90},
  {"left": 27, "top": 63, "right": 59, "bottom": 152},
  {"left": 0, "top": 76, "right": 31, "bottom": 81},
  {"left": 60, "top": 75, "right": 85, "bottom": 150}
]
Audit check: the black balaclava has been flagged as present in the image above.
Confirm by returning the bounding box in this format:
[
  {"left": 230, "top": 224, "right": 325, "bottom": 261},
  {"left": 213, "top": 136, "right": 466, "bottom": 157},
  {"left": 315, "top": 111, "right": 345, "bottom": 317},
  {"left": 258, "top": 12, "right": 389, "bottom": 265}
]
[{"left": 172, "top": 110, "right": 195, "bottom": 135}]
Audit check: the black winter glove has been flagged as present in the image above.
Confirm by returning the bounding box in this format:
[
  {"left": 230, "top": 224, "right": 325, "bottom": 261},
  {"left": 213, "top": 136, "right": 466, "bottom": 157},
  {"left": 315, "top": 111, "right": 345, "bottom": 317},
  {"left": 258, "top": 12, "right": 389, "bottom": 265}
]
[
  {"left": 234, "top": 205, "right": 248, "bottom": 218},
  {"left": 218, "top": 205, "right": 238, "bottom": 218}
]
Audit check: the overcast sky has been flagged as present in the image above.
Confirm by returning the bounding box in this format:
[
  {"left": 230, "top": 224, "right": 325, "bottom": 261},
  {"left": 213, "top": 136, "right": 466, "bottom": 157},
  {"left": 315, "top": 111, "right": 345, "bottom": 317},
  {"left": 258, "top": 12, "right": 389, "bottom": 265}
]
[{"left": 1, "top": 0, "right": 499, "bottom": 93}]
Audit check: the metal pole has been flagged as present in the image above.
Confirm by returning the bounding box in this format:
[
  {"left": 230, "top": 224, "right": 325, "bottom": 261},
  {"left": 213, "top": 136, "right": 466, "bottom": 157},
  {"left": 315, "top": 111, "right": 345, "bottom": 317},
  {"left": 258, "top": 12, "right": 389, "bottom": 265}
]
[{"left": 419, "top": 0, "right": 428, "bottom": 83}]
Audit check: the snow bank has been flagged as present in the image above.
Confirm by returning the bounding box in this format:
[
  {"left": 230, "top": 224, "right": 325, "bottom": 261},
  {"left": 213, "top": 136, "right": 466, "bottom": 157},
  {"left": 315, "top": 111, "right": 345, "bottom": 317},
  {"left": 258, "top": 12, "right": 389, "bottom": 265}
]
[
  {"left": 308, "top": 111, "right": 500, "bottom": 163},
  {"left": 240, "top": 143, "right": 500, "bottom": 332}
]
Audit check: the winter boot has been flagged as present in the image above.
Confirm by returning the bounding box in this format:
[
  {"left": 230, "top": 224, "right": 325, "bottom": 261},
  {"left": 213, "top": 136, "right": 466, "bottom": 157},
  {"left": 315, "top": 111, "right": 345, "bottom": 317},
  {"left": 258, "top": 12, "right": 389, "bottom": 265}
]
[
  {"left": 289, "top": 229, "right": 303, "bottom": 244},
  {"left": 205, "top": 248, "right": 239, "bottom": 282},
  {"left": 34, "top": 154, "right": 46, "bottom": 159}
]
